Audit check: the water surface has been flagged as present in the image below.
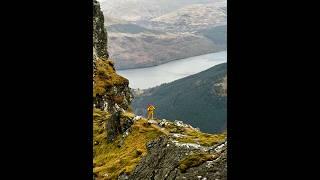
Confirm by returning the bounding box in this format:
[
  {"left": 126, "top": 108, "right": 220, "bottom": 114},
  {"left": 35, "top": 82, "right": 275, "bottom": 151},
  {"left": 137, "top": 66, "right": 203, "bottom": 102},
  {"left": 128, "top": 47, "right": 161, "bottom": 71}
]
[{"left": 117, "top": 51, "right": 227, "bottom": 89}]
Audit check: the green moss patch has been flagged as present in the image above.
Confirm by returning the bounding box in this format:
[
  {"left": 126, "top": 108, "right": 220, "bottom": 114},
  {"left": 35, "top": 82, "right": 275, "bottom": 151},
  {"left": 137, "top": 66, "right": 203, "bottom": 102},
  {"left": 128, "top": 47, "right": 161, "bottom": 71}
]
[{"left": 179, "top": 152, "right": 216, "bottom": 173}]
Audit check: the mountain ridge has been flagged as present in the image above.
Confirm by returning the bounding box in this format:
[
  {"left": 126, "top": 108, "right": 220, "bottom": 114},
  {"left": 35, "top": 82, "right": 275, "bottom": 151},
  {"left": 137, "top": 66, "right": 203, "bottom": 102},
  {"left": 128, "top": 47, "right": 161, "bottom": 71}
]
[{"left": 93, "top": 1, "right": 227, "bottom": 179}]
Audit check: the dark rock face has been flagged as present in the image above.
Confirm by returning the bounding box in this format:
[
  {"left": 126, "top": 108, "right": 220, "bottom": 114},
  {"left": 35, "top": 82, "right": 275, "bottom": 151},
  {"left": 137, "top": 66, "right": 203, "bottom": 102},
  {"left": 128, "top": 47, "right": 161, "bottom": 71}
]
[
  {"left": 128, "top": 137, "right": 227, "bottom": 180},
  {"left": 93, "top": 0, "right": 108, "bottom": 60},
  {"left": 106, "top": 111, "right": 134, "bottom": 143},
  {"left": 106, "top": 111, "right": 121, "bottom": 142},
  {"left": 119, "top": 112, "right": 134, "bottom": 133}
]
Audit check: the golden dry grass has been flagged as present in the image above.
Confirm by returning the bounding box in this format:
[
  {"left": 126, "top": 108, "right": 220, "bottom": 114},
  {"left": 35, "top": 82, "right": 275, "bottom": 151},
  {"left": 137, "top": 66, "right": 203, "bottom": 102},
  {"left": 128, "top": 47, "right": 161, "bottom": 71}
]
[
  {"left": 93, "top": 58, "right": 129, "bottom": 97},
  {"left": 177, "top": 128, "right": 226, "bottom": 146},
  {"left": 93, "top": 110, "right": 165, "bottom": 180}
]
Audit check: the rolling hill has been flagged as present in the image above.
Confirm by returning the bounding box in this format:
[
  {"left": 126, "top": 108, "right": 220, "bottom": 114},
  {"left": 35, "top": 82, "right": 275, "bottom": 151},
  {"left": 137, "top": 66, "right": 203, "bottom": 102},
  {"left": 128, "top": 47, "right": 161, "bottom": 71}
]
[
  {"left": 108, "top": 30, "right": 221, "bottom": 69},
  {"left": 132, "top": 63, "right": 227, "bottom": 133}
]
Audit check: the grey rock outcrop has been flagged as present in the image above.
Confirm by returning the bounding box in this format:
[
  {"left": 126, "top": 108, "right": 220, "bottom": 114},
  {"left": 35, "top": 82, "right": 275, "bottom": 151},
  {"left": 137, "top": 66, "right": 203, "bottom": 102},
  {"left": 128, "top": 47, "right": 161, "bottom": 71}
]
[
  {"left": 128, "top": 136, "right": 227, "bottom": 180},
  {"left": 93, "top": 0, "right": 108, "bottom": 60}
]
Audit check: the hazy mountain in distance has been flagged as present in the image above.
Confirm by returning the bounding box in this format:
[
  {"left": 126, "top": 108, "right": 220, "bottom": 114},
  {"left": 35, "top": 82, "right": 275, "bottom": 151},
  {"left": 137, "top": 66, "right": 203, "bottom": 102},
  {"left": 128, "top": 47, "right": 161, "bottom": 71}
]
[
  {"left": 146, "top": 3, "right": 226, "bottom": 33},
  {"left": 108, "top": 29, "right": 222, "bottom": 69},
  {"left": 99, "top": 0, "right": 227, "bottom": 70},
  {"left": 99, "top": 0, "right": 220, "bottom": 22},
  {"left": 107, "top": 24, "right": 226, "bottom": 69},
  {"left": 108, "top": 23, "right": 163, "bottom": 34},
  {"left": 104, "top": 16, "right": 128, "bottom": 26}
]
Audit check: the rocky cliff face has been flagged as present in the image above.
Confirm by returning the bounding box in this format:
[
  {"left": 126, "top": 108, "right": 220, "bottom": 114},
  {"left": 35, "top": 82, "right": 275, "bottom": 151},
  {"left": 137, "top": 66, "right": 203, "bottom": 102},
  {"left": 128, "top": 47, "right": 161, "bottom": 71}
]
[
  {"left": 93, "top": 0, "right": 133, "bottom": 144},
  {"left": 125, "top": 137, "right": 227, "bottom": 180},
  {"left": 93, "top": 0, "right": 132, "bottom": 113},
  {"left": 93, "top": 0, "right": 109, "bottom": 60}
]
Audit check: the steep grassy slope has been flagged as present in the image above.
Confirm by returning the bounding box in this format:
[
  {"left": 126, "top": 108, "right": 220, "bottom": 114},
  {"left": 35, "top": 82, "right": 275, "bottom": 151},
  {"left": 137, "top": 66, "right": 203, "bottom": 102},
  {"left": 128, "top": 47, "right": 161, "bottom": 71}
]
[
  {"left": 93, "top": 108, "right": 226, "bottom": 179},
  {"left": 93, "top": 109, "right": 165, "bottom": 179},
  {"left": 132, "top": 63, "right": 227, "bottom": 133}
]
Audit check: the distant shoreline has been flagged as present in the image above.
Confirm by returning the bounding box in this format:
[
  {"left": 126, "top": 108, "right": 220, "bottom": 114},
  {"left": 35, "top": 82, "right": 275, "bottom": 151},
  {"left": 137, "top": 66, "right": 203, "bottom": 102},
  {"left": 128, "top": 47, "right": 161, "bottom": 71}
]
[{"left": 115, "top": 49, "right": 227, "bottom": 71}]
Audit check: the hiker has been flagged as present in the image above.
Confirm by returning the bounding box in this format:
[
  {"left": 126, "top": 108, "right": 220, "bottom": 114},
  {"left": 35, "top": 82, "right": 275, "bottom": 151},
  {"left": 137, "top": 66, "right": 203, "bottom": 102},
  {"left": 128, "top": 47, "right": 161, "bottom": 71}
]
[{"left": 147, "top": 104, "right": 156, "bottom": 120}]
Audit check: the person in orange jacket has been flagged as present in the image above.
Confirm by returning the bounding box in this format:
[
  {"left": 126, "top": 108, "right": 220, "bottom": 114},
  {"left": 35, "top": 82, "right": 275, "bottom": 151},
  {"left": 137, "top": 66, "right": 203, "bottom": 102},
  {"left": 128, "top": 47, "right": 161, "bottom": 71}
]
[{"left": 147, "top": 104, "right": 156, "bottom": 120}]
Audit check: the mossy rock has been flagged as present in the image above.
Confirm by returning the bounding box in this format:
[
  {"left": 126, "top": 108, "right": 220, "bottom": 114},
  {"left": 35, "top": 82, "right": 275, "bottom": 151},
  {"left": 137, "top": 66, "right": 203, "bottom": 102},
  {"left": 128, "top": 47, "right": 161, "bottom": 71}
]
[
  {"left": 178, "top": 153, "right": 216, "bottom": 173},
  {"left": 93, "top": 58, "right": 129, "bottom": 97}
]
